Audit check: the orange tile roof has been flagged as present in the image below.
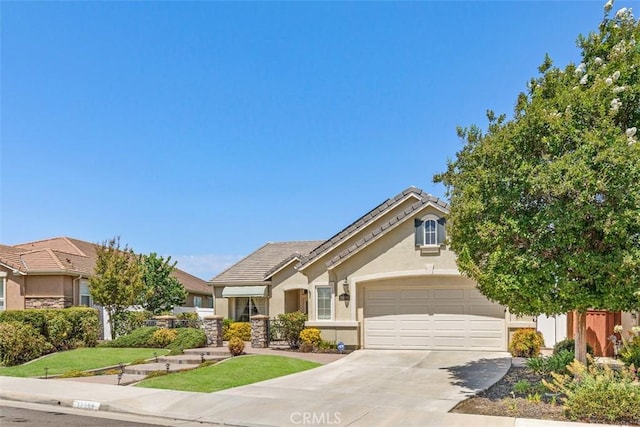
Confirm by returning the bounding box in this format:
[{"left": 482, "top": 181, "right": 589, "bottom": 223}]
[{"left": 1, "top": 237, "right": 209, "bottom": 294}]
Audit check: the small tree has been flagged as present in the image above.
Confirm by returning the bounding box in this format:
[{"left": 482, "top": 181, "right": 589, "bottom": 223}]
[
  {"left": 90, "top": 237, "right": 144, "bottom": 339},
  {"left": 435, "top": 3, "right": 640, "bottom": 364},
  {"left": 139, "top": 253, "right": 187, "bottom": 315}
]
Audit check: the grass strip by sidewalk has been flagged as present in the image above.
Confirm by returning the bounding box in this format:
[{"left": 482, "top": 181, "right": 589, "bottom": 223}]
[
  {"left": 0, "top": 347, "right": 169, "bottom": 378},
  {"left": 136, "top": 354, "right": 320, "bottom": 393}
]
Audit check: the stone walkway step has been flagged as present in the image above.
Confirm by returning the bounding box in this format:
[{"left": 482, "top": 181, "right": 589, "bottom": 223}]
[
  {"left": 183, "top": 348, "right": 230, "bottom": 357},
  {"left": 158, "top": 354, "right": 228, "bottom": 365}
]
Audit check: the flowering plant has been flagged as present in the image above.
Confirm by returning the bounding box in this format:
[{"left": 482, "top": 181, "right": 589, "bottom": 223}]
[{"left": 612, "top": 324, "right": 640, "bottom": 369}]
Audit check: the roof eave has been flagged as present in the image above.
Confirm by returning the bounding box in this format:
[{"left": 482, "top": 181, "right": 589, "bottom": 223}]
[{"left": 263, "top": 256, "right": 301, "bottom": 280}]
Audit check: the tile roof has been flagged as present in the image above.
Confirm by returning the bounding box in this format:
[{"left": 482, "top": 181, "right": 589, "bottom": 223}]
[
  {"left": 0, "top": 244, "right": 27, "bottom": 272},
  {"left": 172, "top": 268, "right": 211, "bottom": 295},
  {"left": 209, "top": 241, "right": 323, "bottom": 284},
  {"left": 298, "top": 186, "right": 449, "bottom": 269},
  {"left": 1, "top": 237, "right": 209, "bottom": 293}
]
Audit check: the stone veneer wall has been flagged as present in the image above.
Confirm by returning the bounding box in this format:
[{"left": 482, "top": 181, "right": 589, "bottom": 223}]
[
  {"left": 251, "top": 315, "right": 270, "bottom": 348},
  {"left": 153, "top": 315, "right": 177, "bottom": 329},
  {"left": 25, "top": 297, "right": 72, "bottom": 309},
  {"left": 203, "top": 315, "right": 224, "bottom": 347}
]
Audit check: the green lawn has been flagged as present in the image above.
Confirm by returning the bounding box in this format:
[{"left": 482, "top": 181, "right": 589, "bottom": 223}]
[
  {"left": 136, "top": 355, "right": 320, "bottom": 393},
  {"left": 0, "top": 347, "right": 169, "bottom": 378}
]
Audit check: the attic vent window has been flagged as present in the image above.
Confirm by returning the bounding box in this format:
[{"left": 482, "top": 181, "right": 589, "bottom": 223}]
[{"left": 414, "top": 215, "right": 446, "bottom": 255}]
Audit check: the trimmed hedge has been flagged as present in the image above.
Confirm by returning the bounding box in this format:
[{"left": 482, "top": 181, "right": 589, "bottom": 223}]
[
  {"left": 167, "top": 328, "right": 207, "bottom": 353},
  {"left": 0, "top": 307, "right": 100, "bottom": 350}
]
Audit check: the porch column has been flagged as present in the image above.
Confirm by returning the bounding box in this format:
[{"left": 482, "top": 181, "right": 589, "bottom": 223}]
[
  {"left": 251, "top": 315, "right": 270, "bottom": 348},
  {"left": 203, "top": 315, "right": 224, "bottom": 347}
]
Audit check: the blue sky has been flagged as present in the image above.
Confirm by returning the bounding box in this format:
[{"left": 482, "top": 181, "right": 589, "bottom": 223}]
[{"left": 1, "top": 1, "right": 631, "bottom": 280}]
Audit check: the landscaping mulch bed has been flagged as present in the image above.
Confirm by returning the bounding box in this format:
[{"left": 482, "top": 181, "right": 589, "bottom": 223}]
[
  {"left": 452, "top": 364, "right": 640, "bottom": 425},
  {"left": 452, "top": 365, "right": 568, "bottom": 422}
]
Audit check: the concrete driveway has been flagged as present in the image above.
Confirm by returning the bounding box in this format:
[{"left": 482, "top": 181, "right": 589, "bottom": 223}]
[
  {"left": 0, "top": 350, "right": 511, "bottom": 427},
  {"left": 187, "top": 349, "right": 511, "bottom": 426}
]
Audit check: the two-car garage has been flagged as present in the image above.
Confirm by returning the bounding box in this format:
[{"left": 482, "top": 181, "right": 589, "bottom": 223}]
[{"left": 363, "top": 277, "right": 506, "bottom": 351}]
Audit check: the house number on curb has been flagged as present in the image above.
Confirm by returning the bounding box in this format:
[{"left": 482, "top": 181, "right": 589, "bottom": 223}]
[{"left": 72, "top": 400, "right": 101, "bottom": 411}]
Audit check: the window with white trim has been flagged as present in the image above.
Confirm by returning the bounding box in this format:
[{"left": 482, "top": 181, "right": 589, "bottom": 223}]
[
  {"left": 193, "top": 296, "right": 202, "bottom": 308},
  {"left": 316, "top": 286, "right": 332, "bottom": 320},
  {"left": 79, "top": 280, "right": 92, "bottom": 307},
  {"left": 415, "top": 214, "right": 446, "bottom": 255}
]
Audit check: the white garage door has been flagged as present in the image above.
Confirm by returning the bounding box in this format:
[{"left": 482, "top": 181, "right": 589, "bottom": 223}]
[{"left": 364, "top": 284, "right": 506, "bottom": 351}]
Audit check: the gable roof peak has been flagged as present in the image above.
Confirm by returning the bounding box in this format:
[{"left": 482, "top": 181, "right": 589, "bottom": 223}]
[{"left": 298, "top": 187, "right": 449, "bottom": 269}]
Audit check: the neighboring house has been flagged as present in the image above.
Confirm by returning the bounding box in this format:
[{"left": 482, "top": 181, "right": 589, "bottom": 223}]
[
  {"left": 211, "top": 187, "right": 638, "bottom": 353},
  {"left": 0, "top": 237, "right": 211, "bottom": 338}
]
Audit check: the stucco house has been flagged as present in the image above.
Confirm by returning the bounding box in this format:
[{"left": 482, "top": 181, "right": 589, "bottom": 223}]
[
  {"left": 212, "top": 187, "right": 534, "bottom": 350},
  {"left": 211, "top": 187, "right": 638, "bottom": 353},
  {"left": 0, "top": 237, "right": 212, "bottom": 337}
]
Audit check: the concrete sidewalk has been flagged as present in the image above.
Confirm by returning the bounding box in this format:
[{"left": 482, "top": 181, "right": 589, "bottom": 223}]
[{"left": 0, "top": 350, "right": 620, "bottom": 427}]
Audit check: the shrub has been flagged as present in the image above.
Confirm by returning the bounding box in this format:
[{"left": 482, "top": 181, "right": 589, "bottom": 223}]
[
  {"left": 543, "top": 360, "right": 640, "bottom": 424},
  {"left": 299, "top": 328, "right": 322, "bottom": 346},
  {"left": 99, "top": 327, "right": 159, "bottom": 348},
  {"left": 149, "top": 328, "right": 177, "bottom": 347},
  {"left": 299, "top": 342, "right": 314, "bottom": 353},
  {"left": 275, "top": 311, "right": 307, "bottom": 349},
  {"left": 0, "top": 322, "right": 53, "bottom": 366},
  {"left": 167, "top": 328, "right": 207, "bottom": 354},
  {"left": 176, "top": 312, "right": 202, "bottom": 328},
  {"left": 553, "top": 338, "right": 594, "bottom": 356},
  {"left": 620, "top": 335, "right": 640, "bottom": 367},
  {"left": 222, "top": 318, "right": 234, "bottom": 340},
  {"left": 113, "top": 310, "right": 154, "bottom": 337},
  {"left": 509, "top": 328, "right": 544, "bottom": 357},
  {"left": 226, "top": 322, "right": 251, "bottom": 341},
  {"left": 526, "top": 350, "right": 575, "bottom": 376},
  {"left": 47, "top": 313, "right": 73, "bottom": 351},
  {"left": 0, "top": 307, "right": 99, "bottom": 349},
  {"left": 318, "top": 340, "right": 336, "bottom": 351},
  {"left": 228, "top": 336, "right": 245, "bottom": 356}
]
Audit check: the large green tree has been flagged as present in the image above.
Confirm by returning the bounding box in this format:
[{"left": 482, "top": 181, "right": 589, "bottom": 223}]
[
  {"left": 435, "top": 2, "right": 640, "bottom": 363},
  {"left": 90, "top": 237, "right": 144, "bottom": 339},
  {"left": 139, "top": 253, "right": 187, "bottom": 315}
]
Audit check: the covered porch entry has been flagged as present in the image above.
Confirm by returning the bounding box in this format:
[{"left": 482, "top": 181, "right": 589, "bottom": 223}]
[{"left": 284, "top": 288, "right": 308, "bottom": 314}]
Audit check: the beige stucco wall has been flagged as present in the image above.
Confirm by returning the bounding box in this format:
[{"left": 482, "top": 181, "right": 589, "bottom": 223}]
[
  {"left": 621, "top": 311, "right": 639, "bottom": 331},
  {"left": 1, "top": 266, "right": 26, "bottom": 310},
  {"left": 302, "top": 196, "right": 423, "bottom": 284},
  {"left": 310, "top": 324, "right": 359, "bottom": 348},
  {"left": 270, "top": 267, "right": 308, "bottom": 315},
  {"left": 25, "top": 275, "right": 65, "bottom": 297},
  {"left": 62, "top": 276, "right": 74, "bottom": 299},
  {"left": 212, "top": 286, "right": 228, "bottom": 318}
]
